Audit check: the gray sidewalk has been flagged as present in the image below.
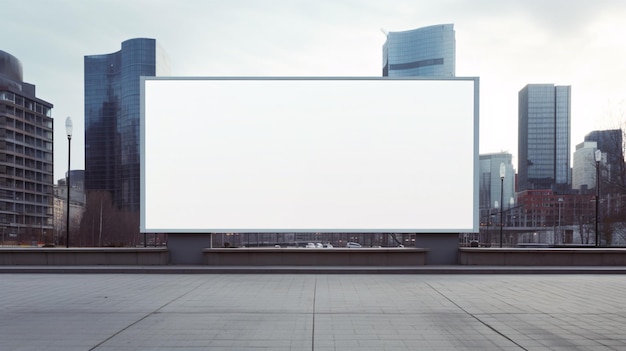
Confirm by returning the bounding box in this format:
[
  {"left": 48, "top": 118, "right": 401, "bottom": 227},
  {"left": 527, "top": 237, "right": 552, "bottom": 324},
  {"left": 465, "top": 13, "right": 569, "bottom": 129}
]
[{"left": 1, "top": 273, "right": 625, "bottom": 350}]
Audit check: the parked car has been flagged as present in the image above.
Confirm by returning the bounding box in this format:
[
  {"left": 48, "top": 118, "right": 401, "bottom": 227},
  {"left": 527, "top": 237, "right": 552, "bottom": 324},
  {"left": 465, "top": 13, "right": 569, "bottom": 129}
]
[
  {"left": 305, "top": 243, "right": 316, "bottom": 248},
  {"left": 346, "top": 242, "right": 362, "bottom": 248}
]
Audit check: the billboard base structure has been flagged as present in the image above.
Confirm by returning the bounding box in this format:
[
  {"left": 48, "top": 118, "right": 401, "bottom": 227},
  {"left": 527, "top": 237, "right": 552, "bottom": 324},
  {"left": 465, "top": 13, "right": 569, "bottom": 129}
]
[
  {"left": 168, "top": 234, "right": 213, "bottom": 265},
  {"left": 414, "top": 234, "right": 460, "bottom": 264}
]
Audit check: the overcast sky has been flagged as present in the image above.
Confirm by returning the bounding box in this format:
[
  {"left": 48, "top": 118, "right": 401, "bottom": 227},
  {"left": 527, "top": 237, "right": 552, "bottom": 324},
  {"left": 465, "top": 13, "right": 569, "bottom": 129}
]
[{"left": 3, "top": 0, "right": 626, "bottom": 181}]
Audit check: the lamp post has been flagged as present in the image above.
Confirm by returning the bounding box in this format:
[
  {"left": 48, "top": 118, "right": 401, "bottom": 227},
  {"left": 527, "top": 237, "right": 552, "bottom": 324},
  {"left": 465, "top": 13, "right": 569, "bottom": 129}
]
[
  {"left": 557, "top": 198, "right": 563, "bottom": 244},
  {"left": 65, "top": 117, "right": 73, "bottom": 248},
  {"left": 595, "top": 149, "right": 602, "bottom": 247},
  {"left": 509, "top": 197, "right": 515, "bottom": 226},
  {"left": 499, "top": 163, "right": 505, "bottom": 248},
  {"left": 493, "top": 201, "right": 499, "bottom": 247}
]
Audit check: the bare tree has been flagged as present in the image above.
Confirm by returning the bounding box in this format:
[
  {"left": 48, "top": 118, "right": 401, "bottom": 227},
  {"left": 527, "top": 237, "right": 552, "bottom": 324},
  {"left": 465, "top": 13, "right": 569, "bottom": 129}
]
[
  {"left": 77, "top": 191, "right": 139, "bottom": 247},
  {"left": 590, "top": 118, "right": 626, "bottom": 245}
]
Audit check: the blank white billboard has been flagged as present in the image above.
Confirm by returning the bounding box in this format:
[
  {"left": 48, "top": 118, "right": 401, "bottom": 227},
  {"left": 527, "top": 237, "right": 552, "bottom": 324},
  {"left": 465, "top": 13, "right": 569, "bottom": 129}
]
[{"left": 141, "top": 77, "right": 478, "bottom": 233}]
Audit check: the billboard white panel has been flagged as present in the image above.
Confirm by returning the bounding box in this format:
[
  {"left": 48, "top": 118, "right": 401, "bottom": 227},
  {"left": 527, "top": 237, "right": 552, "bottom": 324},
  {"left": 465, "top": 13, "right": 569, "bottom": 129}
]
[{"left": 141, "top": 78, "right": 478, "bottom": 233}]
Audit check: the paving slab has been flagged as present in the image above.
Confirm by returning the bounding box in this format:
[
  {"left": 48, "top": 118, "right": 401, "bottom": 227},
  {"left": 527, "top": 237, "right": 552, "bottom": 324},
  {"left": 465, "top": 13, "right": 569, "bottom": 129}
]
[{"left": 0, "top": 273, "right": 625, "bottom": 350}]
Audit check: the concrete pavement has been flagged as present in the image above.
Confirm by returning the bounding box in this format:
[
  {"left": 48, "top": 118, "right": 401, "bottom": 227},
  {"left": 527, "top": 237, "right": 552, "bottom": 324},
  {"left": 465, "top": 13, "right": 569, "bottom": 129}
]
[{"left": 1, "top": 272, "right": 625, "bottom": 350}]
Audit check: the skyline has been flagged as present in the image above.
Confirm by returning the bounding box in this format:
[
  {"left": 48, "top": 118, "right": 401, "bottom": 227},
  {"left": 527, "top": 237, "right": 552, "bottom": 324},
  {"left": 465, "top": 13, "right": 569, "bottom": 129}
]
[{"left": 3, "top": 0, "right": 626, "bottom": 181}]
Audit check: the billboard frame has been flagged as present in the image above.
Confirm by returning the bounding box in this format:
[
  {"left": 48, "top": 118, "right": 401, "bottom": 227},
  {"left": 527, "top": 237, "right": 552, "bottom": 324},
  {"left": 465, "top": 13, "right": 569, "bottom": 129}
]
[{"left": 140, "top": 76, "right": 479, "bottom": 234}]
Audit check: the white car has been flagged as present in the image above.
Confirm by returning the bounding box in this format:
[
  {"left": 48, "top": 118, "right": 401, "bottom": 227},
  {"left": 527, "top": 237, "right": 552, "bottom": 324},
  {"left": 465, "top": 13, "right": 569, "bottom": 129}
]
[
  {"left": 305, "top": 243, "right": 316, "bottom": 248},
  {"left": 345, "top": 242, "right": 362, "bottom": 248}
]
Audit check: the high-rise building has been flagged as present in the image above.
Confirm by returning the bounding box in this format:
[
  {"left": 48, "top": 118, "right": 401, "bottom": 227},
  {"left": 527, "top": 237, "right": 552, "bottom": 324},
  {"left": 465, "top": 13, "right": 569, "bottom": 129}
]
[
  {"left": 84, "top": 38, "right": 169, "bottom": 211},
  {"left": 0, "top": 50, "right": 54, "bottom": 242},
  {"left": 382, "top": 24, "right": 455, "bottom": 77},
  {"left": 572, "top": 141, "right": 600, "bottom": 191},
  {"left": 479, "top": 152, "right": 515, "bottom": 221},
  {"left": 518, "top": 84, "right": 571, "bottom": 192},
  {"left": 584, "top": 129, "right": 624, "bottom": 184}
]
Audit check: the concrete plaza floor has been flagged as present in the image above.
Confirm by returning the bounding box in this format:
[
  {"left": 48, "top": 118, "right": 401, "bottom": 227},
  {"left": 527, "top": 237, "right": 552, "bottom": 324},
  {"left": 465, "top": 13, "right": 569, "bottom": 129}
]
[{"left": 1, "top": 272, "right": 625, "bottom": 350}]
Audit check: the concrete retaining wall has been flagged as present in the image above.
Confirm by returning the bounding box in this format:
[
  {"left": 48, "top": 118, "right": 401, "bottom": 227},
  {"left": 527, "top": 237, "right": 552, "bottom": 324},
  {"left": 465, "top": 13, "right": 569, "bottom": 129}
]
[
  {"left": 4, "top": 247, "right": 625, "bottom": 267},
  {"left": 204, "top": 248, "right": 428, "bottom": 266},
  {"left": 459, "top": 248, "right": 626, "bottom": 266},
  {"left": 0, "top": 248, "right": 169, "bottom": 265}
]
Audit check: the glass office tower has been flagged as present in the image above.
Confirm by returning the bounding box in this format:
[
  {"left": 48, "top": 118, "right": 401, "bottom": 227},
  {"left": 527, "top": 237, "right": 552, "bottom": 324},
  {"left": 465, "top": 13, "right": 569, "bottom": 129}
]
[
  {"left": 518, "top": 84, "right": 571, "bottom": 192},
  {"left": 84, "top": 38, "right": 169, "bottom": 211},
  {"left": 585, "top": 129, "right": 624, "bottom": 184},
  {"left": 0, "top": 50, "right": 54, "bottom": 242},
  {"left": 382, "top": 24, "right": 455, "bottom": 77}
]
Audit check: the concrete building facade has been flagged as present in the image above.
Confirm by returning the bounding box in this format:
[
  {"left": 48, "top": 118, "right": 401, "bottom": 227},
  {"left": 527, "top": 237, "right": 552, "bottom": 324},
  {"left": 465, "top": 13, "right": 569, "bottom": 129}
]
[
  {"left": 0, "top": 50, "right": 54, "bottom": 244},
  {"left": 572, "top": 141, "right": 601, "bottom": 191}
]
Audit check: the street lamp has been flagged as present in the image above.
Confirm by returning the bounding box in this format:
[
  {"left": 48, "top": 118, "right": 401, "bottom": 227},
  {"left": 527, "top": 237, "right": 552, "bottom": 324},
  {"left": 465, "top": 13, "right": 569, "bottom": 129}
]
[
  {"left": 499, "top": 163, "right": 505, "bottom": 248},
  {"left": 595, "top": 149, "right": 602, "bottom": 247},
  {"left": 65, "top": 117, "right": 73, "bottom": 248}
]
